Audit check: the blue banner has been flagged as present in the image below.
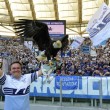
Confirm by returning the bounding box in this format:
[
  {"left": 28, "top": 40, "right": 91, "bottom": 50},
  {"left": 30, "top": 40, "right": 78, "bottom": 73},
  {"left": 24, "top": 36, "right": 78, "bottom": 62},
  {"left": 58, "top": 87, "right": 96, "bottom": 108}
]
[
  {"left": 30, "top": 76, "right": 110, "bottom": 99},
  {"left": 0, "top": 52, "right": 10, "bottom": 57},
  {"left": 61, "top": 50, "right": 71, "bottom": 57},
  {"left": 81, "top": 45, "right": 90, "bottom": 54},
  {"left": 55, "top": 76, "right": 78, "bottom": 90}
]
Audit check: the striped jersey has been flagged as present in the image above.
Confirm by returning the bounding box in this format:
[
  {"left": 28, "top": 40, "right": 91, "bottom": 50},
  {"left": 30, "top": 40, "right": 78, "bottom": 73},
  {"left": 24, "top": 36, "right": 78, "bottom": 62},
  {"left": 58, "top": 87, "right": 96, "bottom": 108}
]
[{"left": 0, "top": 72, "right": 38, "bottom": 110}]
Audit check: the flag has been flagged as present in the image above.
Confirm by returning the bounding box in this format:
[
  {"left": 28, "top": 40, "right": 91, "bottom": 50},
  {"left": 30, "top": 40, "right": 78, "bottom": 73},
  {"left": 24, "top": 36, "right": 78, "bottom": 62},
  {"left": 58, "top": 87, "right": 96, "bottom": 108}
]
[
  {"left": 24, "top": 41, "right": 33, "bottom": 50},
  {"left": 86, "top": 3, "right": 110, "bottom": 46},
  {"left": 70, "top": 36, "right": 85, "bottom": 49}
]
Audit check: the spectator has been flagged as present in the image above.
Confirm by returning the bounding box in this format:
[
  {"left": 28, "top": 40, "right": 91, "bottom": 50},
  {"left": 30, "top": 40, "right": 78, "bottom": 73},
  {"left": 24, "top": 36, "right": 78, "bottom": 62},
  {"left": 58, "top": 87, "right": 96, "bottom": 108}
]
[
  {"left": 92, "top": 70, "right": 102, "bottom": 76},
  {"left": 103, "top": 72, "right": 110, "bottom": 76},
  {"left": 0, "top": 61, "right": 42, "bottom": 110}
]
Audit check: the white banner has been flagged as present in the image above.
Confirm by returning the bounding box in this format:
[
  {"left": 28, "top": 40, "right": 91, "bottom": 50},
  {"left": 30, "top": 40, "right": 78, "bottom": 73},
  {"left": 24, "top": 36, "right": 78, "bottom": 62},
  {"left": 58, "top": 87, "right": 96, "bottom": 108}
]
[
  {"left": 24, "top": 41, "right": 33, "bottom": 50},
  {"left": 86, "top": 3, "right": 110, "bottom": 46},
  {"left": 70, "top": 36, "right": 85, "bottom": 49}
]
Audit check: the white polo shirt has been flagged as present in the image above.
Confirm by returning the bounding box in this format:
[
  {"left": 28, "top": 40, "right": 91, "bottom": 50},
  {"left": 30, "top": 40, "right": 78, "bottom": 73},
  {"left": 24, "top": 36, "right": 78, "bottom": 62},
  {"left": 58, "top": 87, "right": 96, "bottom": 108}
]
[{"left": 0, "top": 72, "right": 38, "bottom": 110}]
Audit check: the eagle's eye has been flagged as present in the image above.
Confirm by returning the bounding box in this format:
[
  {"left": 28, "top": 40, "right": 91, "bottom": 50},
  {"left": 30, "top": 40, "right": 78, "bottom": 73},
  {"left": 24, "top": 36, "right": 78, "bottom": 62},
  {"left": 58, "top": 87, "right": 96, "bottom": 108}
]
[
  {"left": 53, "top": 40, "right": 62, "bottom": 48},
  {"left": 56, "top": 40, "right": 62, "bottom": 48}
]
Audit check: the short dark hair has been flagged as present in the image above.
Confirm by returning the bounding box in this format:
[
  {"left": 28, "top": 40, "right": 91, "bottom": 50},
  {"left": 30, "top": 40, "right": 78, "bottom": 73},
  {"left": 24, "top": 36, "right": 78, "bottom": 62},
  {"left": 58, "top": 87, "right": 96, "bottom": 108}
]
[{"left": 10, "top": 61, "right": 22, "bottom": 70}]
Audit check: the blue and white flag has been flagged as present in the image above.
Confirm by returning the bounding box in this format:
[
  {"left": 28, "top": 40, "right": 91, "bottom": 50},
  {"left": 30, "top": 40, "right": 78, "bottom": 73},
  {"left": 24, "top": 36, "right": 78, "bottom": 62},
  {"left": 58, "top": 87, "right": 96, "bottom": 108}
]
[
  {"left": 86, "top": 3, "right": 110, "bottom": 46},
  {"left": 70, "top": 36, "right": 85, "bottom": 49},
  {"left": 55, "top": 76, "right": 78, "bottom": 90},
  {"left": 81, "top": 45, "right": 90, "bottom": 54}
]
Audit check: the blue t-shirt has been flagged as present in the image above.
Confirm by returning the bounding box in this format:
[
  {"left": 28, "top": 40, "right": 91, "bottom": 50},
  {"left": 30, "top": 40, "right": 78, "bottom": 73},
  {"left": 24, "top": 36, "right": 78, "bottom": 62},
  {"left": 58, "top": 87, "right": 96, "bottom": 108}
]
[{"left": 0, "top": 72, "right": 38, "bottom": 110}]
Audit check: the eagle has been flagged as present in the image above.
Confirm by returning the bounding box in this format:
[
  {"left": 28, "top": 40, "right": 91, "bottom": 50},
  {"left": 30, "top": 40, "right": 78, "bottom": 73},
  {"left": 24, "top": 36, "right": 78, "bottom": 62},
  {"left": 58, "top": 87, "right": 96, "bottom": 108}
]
[{"left": 13, "top": 19, "right": 68, "bottom": 62}]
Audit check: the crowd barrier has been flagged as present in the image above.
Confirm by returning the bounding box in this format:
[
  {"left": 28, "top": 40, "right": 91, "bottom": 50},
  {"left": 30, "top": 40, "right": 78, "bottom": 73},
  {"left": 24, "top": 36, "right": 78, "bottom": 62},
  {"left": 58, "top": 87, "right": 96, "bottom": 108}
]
[{"left": 30, "top": 76, "right": 110, "bottom": 99}]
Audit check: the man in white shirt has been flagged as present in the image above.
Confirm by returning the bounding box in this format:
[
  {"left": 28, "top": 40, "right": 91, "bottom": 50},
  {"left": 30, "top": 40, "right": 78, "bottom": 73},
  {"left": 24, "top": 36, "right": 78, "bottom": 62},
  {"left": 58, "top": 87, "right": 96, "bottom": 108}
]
[{"left": 0, "top": 61, "right": 42, "bottom": 110}]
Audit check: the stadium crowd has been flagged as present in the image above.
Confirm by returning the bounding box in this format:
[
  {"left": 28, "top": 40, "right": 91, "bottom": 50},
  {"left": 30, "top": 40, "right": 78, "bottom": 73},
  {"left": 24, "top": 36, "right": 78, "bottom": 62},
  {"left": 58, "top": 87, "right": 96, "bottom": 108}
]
[{"left": 0, "top": 38, "right": 110, "bottom": 77}]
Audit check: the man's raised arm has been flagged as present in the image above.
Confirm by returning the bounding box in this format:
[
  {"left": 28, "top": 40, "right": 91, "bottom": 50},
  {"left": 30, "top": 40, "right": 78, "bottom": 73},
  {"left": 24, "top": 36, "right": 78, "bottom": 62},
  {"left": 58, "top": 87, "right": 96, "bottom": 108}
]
[
  {"left": 0, "top": 60, "right": 3, "bottom": 77},
  {"left": 0, "top": 60, "right": 6, "bottom": 85},
  {"left": 0, "top": 69, "right": 3, "bottom": 77}
]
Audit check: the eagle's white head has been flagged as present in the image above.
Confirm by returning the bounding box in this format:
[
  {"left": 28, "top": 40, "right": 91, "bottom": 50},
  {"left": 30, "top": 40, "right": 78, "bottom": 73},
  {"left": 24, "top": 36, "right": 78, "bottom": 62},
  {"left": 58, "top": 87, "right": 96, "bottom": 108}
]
[{"left": 53, "top": 40, "right": 62, "bottom": 48}]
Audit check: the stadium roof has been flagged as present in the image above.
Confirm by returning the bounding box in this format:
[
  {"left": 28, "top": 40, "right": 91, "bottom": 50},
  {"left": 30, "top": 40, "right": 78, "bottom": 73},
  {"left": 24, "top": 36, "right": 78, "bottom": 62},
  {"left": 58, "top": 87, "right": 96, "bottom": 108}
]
[{"left": 0, "top": 0, "right": 109, "bottom": 38}]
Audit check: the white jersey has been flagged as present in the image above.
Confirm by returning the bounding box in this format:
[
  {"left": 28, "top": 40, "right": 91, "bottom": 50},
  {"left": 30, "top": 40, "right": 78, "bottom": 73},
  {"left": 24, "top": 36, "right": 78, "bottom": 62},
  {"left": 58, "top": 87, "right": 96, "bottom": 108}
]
[{"left": 0, "top": 72, "right": 38, "bottom": 110}]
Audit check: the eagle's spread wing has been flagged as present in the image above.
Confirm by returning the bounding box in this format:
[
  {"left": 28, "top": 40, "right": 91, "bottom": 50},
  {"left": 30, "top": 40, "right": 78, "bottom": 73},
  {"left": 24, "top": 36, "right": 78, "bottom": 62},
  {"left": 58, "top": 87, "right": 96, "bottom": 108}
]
[
  {"left": 14, "top": 19, "right": 52, "bottom": 51},
  {"left": 14, "top": 19, "right": 69, "bottom": 61}
]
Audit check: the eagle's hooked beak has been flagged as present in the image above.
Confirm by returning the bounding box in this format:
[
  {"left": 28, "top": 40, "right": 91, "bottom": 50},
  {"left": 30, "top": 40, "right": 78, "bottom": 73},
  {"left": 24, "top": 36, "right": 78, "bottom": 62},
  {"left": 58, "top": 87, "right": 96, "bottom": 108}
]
[{"left": 53, "top": 40, "right": 62, "bottom": 48}]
